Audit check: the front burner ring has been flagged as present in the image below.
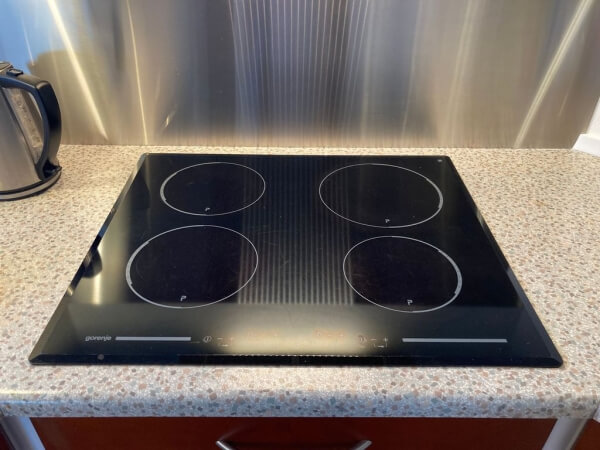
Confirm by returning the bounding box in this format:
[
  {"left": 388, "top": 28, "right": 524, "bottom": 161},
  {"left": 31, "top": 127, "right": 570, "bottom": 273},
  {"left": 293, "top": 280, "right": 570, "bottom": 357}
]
[
  {"left": 343, "top": 236, "right": 462, "bottom": 313},
  {"left": 125, "top": 225, "right": 259, "bottom": 309}
]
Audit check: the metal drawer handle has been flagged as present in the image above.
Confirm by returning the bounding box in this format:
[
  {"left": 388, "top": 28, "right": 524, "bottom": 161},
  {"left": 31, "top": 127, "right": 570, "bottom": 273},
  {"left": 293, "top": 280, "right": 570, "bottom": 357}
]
[{"left": 216, "top": 439, "right": 372, "bottom": 449}]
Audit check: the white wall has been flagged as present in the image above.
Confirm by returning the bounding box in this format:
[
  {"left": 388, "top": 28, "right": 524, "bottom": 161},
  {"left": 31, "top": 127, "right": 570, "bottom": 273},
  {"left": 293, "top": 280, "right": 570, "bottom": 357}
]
[
  {"left": 587, "top": 99, "right": 600, "bottom": 136},
  {"left": 573, "top": 97, "right": 600, "bottom": 155}
]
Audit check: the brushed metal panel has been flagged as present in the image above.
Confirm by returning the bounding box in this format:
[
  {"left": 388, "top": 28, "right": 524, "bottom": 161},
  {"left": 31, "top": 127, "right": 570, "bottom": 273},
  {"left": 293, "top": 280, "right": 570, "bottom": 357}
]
[{"left": 1, "top": 0, "right": 599, "bottom": 147}]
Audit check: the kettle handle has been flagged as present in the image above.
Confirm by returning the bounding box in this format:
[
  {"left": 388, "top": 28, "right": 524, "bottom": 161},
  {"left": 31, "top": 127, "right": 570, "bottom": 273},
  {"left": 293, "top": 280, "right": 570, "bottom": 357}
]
[{"left": 0, "top": 72, "right": 61, "bottom": 179}]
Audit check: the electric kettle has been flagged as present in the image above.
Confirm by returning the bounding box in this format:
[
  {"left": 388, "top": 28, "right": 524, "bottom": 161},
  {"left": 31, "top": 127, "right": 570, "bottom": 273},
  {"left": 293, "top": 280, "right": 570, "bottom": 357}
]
[{"left": 0, "top": 61, "right": 61, "bottom": 200}]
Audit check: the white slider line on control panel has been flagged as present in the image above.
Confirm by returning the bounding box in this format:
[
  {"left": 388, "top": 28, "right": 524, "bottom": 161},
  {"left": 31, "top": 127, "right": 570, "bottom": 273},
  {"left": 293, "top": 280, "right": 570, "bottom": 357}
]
[
  {"left": 402, "top": 338, "right": 507, "bottom": 343},
  {"left": 115, "top": 336, "right": 191, "bottom": 342}
]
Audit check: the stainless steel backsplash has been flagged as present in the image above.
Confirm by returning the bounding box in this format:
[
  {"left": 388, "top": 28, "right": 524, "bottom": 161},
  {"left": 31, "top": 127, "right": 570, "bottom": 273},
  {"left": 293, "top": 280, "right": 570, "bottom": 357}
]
[{"left": 1, "top": 0, "right": 599, "bottom": 147}]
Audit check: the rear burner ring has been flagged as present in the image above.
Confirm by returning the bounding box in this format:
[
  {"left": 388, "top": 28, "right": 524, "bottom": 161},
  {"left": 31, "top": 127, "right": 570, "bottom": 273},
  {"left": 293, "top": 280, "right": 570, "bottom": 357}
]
[
  {"left": 319, "top": 163, "right": 443, "bottom": 228},
  {"left": 160, "top": 162, "right": 265, "bottom": 216}
]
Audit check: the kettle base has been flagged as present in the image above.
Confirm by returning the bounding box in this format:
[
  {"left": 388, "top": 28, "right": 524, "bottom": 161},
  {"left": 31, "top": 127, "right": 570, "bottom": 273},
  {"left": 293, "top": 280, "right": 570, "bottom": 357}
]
[{"left": 0, "top": 168, "right": 61, "bottom": 201}]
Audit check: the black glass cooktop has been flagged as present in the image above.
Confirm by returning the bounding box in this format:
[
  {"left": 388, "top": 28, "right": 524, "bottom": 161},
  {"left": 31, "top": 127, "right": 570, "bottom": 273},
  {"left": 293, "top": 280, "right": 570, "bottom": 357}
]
[{"left": 30, "top": 154, "right": 562, "bottom": 366}]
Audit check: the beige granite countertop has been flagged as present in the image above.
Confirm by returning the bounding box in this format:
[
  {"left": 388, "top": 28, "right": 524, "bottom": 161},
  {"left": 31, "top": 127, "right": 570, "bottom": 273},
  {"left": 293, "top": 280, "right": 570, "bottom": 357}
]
[{"left": 1, "top": 145, "right": 599, "bottom": 419}]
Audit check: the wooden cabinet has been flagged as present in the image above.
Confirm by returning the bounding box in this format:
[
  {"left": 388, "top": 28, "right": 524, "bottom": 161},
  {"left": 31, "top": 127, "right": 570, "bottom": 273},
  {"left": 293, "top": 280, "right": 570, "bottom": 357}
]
[
  {"left": 0, "top": 427, "right": 10, "bottom": 450},
  {"left": 32, "top": 417, "right": 557, "bottom": 450},
  {"left": 574, "top": 419, "right": 600, "bottom": 450}
]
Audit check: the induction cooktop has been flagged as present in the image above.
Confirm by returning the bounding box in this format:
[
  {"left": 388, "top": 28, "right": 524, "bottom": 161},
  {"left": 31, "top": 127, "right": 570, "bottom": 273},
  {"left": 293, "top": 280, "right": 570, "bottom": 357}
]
[{"left": 30, "top": 154, "right": 562, "bottom": 366}]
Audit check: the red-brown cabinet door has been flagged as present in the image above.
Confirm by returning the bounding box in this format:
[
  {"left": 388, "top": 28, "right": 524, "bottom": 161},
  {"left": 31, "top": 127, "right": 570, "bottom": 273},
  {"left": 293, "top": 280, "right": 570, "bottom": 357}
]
[
  {"left": 574, "top": 420, "right": 600, "bottom": 450},
  {"left": 32, "top": 417, "right": 556, "bottom": 450},
  {"left": 0, "top": 427, "right": 11, "bottom": 450}
]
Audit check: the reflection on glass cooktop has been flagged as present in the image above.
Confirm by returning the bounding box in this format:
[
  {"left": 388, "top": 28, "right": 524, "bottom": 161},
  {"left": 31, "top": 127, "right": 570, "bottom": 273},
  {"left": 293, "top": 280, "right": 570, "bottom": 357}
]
[{"left": 30, "top": 154, "right": 562, "bottom": 366}]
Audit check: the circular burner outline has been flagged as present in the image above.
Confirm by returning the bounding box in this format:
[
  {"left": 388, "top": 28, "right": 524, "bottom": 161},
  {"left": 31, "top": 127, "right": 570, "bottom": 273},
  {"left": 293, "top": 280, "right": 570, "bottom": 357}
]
[
  {"left": 159, "top": 162, "right": 266, "bottom": 216},
  {"left": 318, "top": 163, "right": 444, "bottom": 228},
  {"left": 342, "top": 236, "right": 462, "bottom": 313},
  {"left": 125, "top": 225, "right": 259, "bottom": 309}
]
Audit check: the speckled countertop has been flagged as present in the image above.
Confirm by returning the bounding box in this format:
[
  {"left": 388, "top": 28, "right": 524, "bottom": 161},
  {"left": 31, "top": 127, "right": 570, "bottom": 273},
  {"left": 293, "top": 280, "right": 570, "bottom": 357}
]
[{"left": 1, "top": 145, "right": 599, "bottom": 419}]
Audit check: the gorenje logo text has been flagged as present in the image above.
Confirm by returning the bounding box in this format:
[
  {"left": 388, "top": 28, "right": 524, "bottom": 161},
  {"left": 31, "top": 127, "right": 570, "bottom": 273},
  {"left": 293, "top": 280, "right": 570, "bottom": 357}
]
[{"left": 85, "top": 335, "right": 112, "bottom": 342}]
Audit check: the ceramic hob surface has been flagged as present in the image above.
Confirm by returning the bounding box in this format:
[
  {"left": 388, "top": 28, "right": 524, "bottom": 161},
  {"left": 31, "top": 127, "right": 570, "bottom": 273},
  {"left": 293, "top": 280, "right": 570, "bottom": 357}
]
[{"left": 30, "top": 154, "right": 562, "bottom": 366}]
